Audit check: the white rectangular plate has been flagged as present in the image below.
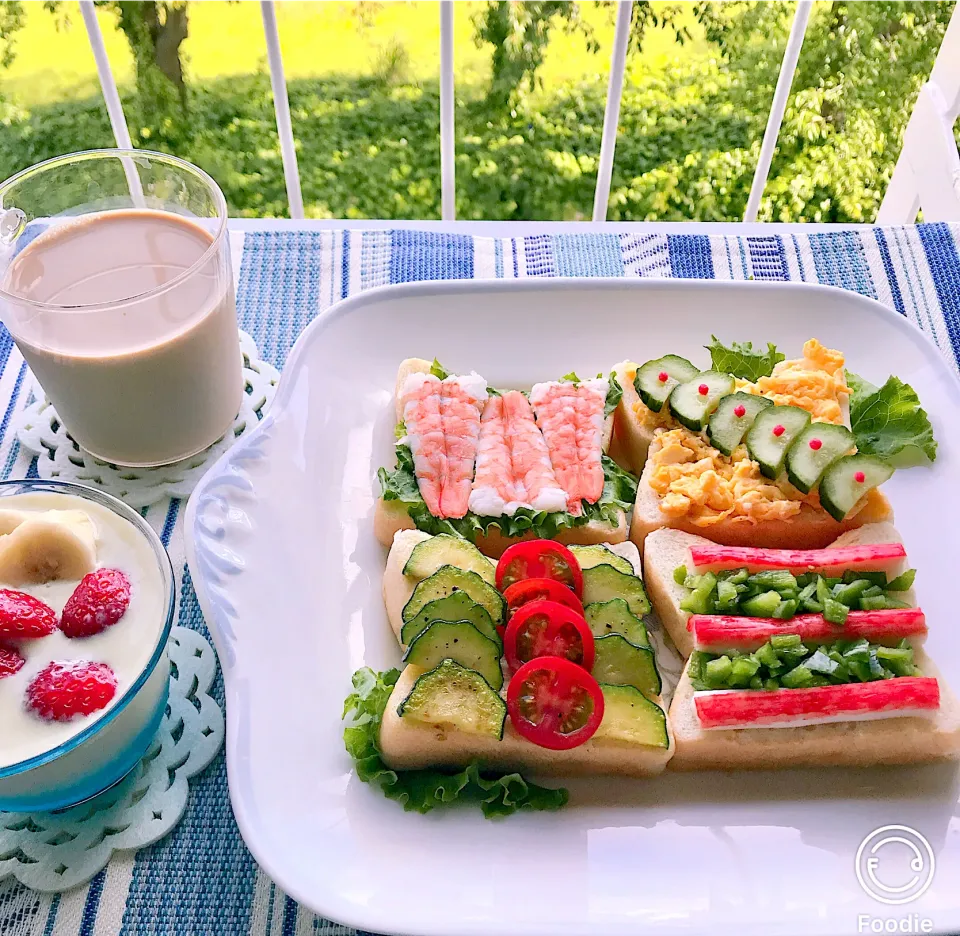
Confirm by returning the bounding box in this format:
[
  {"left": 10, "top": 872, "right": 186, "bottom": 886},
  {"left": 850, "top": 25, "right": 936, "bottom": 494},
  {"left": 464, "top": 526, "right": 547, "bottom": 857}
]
[{"left": 186, "top": 280, "right": 960, "bottom": 936}]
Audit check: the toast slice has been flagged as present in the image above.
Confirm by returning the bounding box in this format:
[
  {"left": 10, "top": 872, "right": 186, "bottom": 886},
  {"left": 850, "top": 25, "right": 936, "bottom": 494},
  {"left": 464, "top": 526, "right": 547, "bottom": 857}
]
[
  {"left": 629, "top": 436, "right": 893, "bottom": 554},
  {"left": 377, "top": 358, "right": 628, "bottom": 557},
  {"left": 668, "top": 649, "right": 960, "bottom": 771},
  {"left": 379, "top": 665, "right": 674, "bottom": 778},
  {"left": 610, "top": 359, "right": 661, "bottom": 474},
  {"left": 644, "top": 522, "right": 915, "bottom": 659}
]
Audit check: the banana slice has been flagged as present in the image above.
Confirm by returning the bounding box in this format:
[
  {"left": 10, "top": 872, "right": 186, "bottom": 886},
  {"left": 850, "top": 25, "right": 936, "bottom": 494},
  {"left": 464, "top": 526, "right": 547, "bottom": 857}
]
[
  {"left": 0, "top": 510, "right": 97, "bottom": 585},
  {"left": 0, "top": 510, "right": 27, "bottom": 535}
]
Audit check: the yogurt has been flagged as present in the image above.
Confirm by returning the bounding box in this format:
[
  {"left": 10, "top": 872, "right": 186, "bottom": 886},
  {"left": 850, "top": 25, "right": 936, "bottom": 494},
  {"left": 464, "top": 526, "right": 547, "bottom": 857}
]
[{"left": 0, "top": 492, "right": 166, "bottom": 769}]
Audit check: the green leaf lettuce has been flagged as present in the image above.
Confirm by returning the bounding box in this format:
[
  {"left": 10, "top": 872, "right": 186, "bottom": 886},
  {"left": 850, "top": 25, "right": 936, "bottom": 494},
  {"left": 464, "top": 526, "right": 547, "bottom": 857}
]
[
  {"left": 379, "top": 446, "right": 637, "bottom": 543},
  {"left": 847, "top": 372, "right": 937, "bottom": 466},
  {"left": 706, "top": 336, "right": 785, "bottom": 381},
  {"left": 342, "top": 667, "right": 568, "bottom": 817}
]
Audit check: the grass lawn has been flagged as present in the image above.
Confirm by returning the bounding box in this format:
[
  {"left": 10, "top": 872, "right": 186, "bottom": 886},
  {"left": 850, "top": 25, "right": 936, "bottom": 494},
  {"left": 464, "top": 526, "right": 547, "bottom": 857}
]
[{"left": 2, "top": 0, "right": 710, "bottom": 107}]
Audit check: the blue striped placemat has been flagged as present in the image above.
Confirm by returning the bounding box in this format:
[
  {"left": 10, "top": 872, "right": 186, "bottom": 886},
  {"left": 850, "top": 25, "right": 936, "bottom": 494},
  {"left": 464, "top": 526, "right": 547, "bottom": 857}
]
[{"left": 2, "top": 223, "right": 959, "bottom": 936}]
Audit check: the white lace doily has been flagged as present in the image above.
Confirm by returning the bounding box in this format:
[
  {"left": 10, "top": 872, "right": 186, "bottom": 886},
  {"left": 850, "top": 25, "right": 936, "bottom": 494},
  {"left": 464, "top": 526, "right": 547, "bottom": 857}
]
[
  {"left": 0, "top": 626, "right": 224, "bottom": 892},
  {"left": 16, "top": 330, "right": 279, "bottom": 509}
]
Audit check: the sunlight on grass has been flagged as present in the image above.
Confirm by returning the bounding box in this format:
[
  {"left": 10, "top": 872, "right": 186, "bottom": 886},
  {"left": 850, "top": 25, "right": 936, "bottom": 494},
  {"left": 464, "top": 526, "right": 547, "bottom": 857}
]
[{"left": 2, "top": 1, "right": 709, "bottom": 108}]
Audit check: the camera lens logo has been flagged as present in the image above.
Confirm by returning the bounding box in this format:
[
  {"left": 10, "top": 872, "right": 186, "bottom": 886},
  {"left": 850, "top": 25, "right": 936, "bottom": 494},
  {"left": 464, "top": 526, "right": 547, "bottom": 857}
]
[{"left": 856, "top": 826, "right": 936, "bottom": 905}]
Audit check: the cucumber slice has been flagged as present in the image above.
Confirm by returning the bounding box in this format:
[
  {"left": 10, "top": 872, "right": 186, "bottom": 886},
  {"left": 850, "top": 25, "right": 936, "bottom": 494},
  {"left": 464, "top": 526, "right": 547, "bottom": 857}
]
[
  {"left": 402, "top": 565, "right": 506, "bottom": 625},
  {"left": 593, "top": 685, "right": 669, "bottom": 748},
  {"left": 634, "top": 355, "right": 699, "bottom": 413},
  {"left": 581, "top": 564, "right": 651, "bottom": 617},
  {"left": 568, "top": 544, "right": 634, "bottom": 576},
  {"left": 819, "top": 455, "right": 894, "bottom": 522},
  {"left": 668, "top": 371, "right": 736, "bottom": 431},
  {"left": 785, "top": 422, "right": 854, "bottom": 494},
  {"left": 707, "top": 392, "right": 773, "bottom": 457},
  {"left": 397, "top": 659, "right": 506, "bottom": 738},
  {"left": 592, "top": 634, "right": 662, "bottom": 697},
  {"left": 400, "top": 592, "right": 500, "bottom": 648},
  {"left": 403, "top": 534, "right": 495, "bottom": 585},
  {"left": 402, "top": 621, "right": 504, "bottom": 691},
  {"left": 584, "top": 599, "right": 649, "bottom": 648},
  {"left": 744, "top": 405, "right": 812, "bottom": 479}
]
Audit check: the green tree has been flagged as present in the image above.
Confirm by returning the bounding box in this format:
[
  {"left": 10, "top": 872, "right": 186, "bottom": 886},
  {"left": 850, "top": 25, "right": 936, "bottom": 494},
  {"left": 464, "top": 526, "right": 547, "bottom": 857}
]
[
  {"left": 0, "top": 1, "right": 191, "bottom": 137},
  {"left": 472, "top": 1, "right": 695, "bottom": 110}
]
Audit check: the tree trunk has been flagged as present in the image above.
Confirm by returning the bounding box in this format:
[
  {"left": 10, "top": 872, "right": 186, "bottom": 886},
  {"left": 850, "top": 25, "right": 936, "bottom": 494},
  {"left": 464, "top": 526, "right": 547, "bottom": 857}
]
[{"left": 115, "top": 0, "right": 189, "bottom": 114}]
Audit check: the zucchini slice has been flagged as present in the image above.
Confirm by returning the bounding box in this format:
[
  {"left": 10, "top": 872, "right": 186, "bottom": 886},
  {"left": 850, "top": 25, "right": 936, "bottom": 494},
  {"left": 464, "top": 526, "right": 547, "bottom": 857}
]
[
  {"left": 568, "top": 544, "right": 634, "bottom": 576},
  {"left": 592, "top": 634, "right": 662, "bottom": 697},
  {"left": 400, "top": 592, "right": 501, "bottom": 648},
  {"left": 397, "top": 659, "right": 507, "bottom": 738},
  {"left": 584, "top": 599, "right": 649, "bottom": 648},
  {"left": 402, "top": 620, "right": 504, "bottom": 690},
  {"left": 594, "top": 685, "right": 669, "bottom": 748},
  {"left": 581, "top": 564, "right": 650, "bottom": 617},
  {"left": 403, "top": 534, "right": 495, "bottom": 584},
  {"left": 402, "top": 565, "right": 506, "bottom": 625}
]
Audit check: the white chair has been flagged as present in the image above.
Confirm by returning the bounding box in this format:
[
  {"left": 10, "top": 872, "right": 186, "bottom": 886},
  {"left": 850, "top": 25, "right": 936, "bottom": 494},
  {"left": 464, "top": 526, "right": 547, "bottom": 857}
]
[{"left": 878, "top": 5, "right": 960, "bottom": 224}]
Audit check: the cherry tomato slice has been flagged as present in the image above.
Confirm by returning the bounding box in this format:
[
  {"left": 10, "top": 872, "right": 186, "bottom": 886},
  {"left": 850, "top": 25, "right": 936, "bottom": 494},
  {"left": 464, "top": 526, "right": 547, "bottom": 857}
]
[
  {"left": 507, "top": 656, "right": 604, "bottom": 750},
  {"left": 504, "top": 600, "right": 595, "bottom": 673},
  {"left": 496, "top": 540, "right": 583, "bottom": 597},
  {"left": 504, "top": 578, "right": 585, "bottom": 617}
]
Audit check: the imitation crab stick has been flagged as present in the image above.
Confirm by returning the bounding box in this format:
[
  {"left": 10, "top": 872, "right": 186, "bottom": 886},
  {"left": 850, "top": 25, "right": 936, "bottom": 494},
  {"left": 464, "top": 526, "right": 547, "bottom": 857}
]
[
  {"left": 688, "top": 543, "right": 907, "bottom": 576},
  {"left": 694, "top": 677, "right": 941, "bottom": 729},
  {"left": 688, "top": 608, "right": 927, "bottom": 653}
]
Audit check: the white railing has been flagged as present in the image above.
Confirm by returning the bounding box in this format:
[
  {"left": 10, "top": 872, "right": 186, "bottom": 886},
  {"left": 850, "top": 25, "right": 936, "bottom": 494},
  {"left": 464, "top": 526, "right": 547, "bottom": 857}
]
[{"left": 79, "top": 0, "right": 960, "bottom": 224}]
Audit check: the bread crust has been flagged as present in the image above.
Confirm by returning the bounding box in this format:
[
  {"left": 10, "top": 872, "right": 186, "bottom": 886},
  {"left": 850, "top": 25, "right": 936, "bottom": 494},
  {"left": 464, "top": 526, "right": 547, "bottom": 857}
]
[
  {"left": 668, "top": 650, "right": 960, "bottom": 771},
  {"left": 630, "top": 437, "right": 893, "bottom": 554},
  {"left": 379, "top": 666, "right": 674, "bottom": 778}
]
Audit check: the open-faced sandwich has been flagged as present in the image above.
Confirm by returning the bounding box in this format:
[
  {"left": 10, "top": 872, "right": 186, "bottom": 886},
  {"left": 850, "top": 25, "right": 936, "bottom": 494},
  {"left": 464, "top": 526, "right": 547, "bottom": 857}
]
[
  {"left": 378, "top": 533, "right": 673, "bottom": 777},
  {"left": 344, "top": 342, "right": 951, "bottom": 817},
  {"left": 611, "top": 337, "right": 935, "bottom": 550},
  {"left": 642, "top": 522, "right": 960, "bottom": 769},
  {"left": 375, "top": 358, "right": 637, "bottom": 557}
]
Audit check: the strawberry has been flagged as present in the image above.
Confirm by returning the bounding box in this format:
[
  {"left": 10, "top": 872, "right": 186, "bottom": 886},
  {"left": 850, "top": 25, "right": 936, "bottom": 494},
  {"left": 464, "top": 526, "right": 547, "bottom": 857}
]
[
  {"left": 0, "top": 644, "right": 24, "bottom": 679},
  {"left": 0, "top": 590, "right": 58, "bottom": 640},
  {"left": 26, "top": 661, "right": 117, "bottom": 722},
  {"left": 60, "top": 569, "right": 131, "bottom": 639}
]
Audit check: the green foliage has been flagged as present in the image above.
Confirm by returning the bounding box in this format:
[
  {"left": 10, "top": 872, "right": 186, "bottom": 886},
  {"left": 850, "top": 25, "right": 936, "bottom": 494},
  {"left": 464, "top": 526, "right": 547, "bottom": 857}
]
[
  {"left": 0, "top": 2, "right": 954, "bottom": 222},
  {"left": 472, "top": 1, "right": 698, "bottom": 111}
]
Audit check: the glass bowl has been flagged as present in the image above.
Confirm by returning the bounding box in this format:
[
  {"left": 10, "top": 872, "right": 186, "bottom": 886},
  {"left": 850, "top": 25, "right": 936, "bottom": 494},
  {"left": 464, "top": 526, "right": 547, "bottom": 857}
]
[{"left": 0, "top": 480, "right": 174, "bottom": 812}]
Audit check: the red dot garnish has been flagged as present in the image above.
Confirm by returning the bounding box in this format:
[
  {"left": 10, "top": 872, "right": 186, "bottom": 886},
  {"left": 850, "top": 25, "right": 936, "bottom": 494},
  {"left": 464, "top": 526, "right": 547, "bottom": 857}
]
[
  {"left": 809, "top": 438, "right": 822, "bottom": 450},
  {"left": 854, "top": 471, "right": 866, "bottom": 483},
  {"left": 658, "top": 371, "right": 669, "bottom": 383},
  {"left": 698, "top": 383, "right": 709, "bottom": 396},
  {"left": 733, "top": 405, "right": 746, "bottom": 418},
  {"left": 772, "top": 424, "right": 785, "bottom": 437}
]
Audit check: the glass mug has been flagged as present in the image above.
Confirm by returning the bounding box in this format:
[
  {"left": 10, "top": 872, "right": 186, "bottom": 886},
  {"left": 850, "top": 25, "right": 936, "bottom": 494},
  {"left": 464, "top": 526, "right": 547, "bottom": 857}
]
[{"left": 0, "top": 150, "right": 242, "bottom": 467}]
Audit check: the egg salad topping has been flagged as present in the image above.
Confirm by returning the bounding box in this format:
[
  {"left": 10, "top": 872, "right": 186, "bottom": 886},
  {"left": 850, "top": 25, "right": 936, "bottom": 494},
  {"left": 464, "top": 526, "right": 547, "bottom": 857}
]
[{"left": 645, "top": 339, "right": 854, "bottom": 525}]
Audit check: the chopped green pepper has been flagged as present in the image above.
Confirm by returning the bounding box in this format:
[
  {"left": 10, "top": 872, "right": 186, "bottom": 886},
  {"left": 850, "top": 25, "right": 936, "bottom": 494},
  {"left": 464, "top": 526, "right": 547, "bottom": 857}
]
[
  {"left": 886, "top": 569, "right": 916, "bottom": 592},
  {"left": 822, "top": 598, "right": 850, "bottom": 626},
  {"left": 740, "top": 591, "right": 782, "bottom": 617}
]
